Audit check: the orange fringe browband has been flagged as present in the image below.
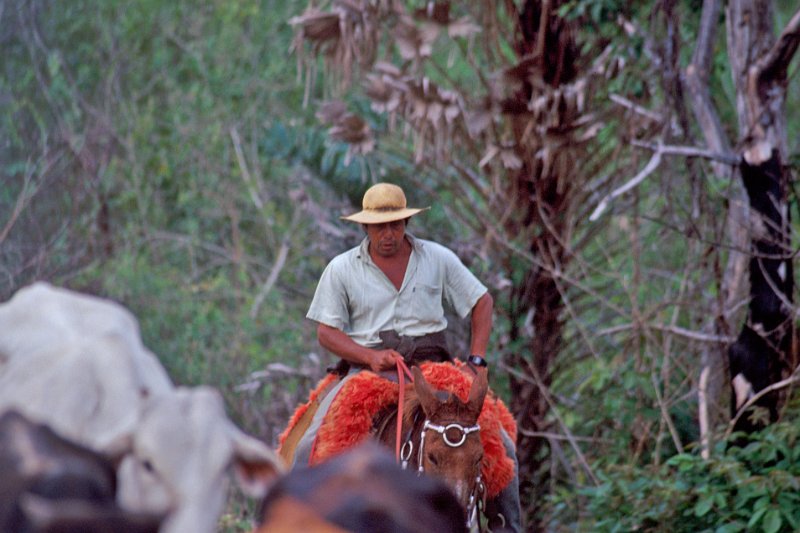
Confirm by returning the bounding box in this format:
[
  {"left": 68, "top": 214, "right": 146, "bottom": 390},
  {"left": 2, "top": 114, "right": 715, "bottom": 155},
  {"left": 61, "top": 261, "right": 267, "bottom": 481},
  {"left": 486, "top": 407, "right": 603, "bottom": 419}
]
[{"left": 279, "top": 362, "right": 517, "bottom": 498}]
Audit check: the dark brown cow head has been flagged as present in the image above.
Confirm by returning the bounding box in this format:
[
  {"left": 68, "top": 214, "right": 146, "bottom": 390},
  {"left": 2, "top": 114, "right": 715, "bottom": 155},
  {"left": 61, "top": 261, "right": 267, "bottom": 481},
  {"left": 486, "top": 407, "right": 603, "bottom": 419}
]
[
  {"left": 0, "top": 409, "right": 164, "bottom": 533},
  {"left": 258, "top": 441, "right": 467, "bottom": 533}
]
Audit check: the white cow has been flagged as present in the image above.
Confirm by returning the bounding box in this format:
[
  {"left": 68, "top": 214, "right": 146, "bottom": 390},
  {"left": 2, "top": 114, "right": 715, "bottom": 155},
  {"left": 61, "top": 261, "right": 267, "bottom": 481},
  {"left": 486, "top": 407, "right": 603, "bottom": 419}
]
[{"left": 0, "top": 282, "right": 284, "bottom": 533}]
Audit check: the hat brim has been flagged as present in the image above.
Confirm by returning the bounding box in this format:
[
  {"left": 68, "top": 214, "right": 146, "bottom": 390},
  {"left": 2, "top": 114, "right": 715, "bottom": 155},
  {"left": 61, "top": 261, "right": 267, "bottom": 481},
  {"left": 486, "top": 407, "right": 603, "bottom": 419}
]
[{"left": 340, "top": 207, "right": 429, "bottom": 224}]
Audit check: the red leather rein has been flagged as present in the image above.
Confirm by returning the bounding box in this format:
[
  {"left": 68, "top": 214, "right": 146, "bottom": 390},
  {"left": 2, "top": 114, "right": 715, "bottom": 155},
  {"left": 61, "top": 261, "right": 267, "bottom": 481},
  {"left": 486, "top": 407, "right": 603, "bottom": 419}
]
[{"left": 395, "top": 358, "right": 415, "bottom": 461}]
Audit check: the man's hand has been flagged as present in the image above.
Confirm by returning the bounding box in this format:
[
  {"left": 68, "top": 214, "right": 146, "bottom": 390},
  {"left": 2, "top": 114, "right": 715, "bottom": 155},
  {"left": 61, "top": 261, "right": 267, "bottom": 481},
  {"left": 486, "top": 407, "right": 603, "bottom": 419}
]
[
  {"left": 318, "top": 324, "right": 404, "bottom": 372},
  {"left": 369, "top": 349, "right": 403, "bottom": 373}
]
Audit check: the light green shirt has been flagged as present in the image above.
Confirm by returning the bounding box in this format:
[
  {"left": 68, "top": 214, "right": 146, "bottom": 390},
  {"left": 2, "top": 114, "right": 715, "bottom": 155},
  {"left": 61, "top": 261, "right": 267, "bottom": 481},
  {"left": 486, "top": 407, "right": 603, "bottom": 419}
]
[{"left": 307, "top": 233, "right": 487, "bottom": 347}]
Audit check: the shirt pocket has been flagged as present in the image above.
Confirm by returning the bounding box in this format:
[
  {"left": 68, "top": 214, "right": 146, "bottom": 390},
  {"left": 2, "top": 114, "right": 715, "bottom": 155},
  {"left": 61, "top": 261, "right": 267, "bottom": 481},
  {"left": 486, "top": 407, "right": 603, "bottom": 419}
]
[{"left": 414, "top": 283, "right": 444, "bottom": 323}]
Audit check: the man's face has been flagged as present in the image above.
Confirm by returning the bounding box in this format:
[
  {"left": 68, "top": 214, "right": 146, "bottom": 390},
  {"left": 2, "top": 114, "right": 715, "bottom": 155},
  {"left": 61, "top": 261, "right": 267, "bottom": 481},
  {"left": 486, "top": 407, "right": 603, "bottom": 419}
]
[{"left": 365, "top": 219, "right": 407, "bottom": 258}]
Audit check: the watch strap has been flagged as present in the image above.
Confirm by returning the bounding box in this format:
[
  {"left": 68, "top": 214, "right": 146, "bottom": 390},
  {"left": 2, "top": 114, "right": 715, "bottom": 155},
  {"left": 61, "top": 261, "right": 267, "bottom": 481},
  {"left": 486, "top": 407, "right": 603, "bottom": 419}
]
[{"left": 467, "top": 354, "right": 488, "bottom": 367}]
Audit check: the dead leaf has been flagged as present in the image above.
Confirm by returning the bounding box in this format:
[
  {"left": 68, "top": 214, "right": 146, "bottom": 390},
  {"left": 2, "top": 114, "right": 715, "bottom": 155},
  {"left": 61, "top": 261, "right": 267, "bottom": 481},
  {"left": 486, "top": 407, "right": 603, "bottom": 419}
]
[
  {"left": 479, "top": 145, "right": 499, "bottom": 167},
  {"left": 316, "top": 101, "right": 347, "bottom": 124},
  {"left": 448, "top": 17, "right": 481, "bottom": 38}
]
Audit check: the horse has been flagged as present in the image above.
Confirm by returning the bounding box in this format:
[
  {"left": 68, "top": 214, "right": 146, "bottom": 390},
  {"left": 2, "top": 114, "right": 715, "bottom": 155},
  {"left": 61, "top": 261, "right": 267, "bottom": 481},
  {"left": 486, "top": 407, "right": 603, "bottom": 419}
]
[
  {"left": 372, "top": 365, "right": 489, "bottom": 529},
  {"left": 280, "top": 362, "right": 515, "bottom": 531}
]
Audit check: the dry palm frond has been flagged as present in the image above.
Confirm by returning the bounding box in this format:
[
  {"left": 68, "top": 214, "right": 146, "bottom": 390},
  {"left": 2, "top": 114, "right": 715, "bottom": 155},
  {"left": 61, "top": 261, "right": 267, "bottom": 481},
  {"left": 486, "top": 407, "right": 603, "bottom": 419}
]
[
  {"left": 329, "top": 114, "right": 372, "bottom": 146},
  {"left": 411, "top": 1, "right": 481, "bottom": 38},
  {"left": 316, "top": 100, "right": 348, "bottom": 124},
  {"left": 316, "top": 100, "right": 375, "bottom": 163},
  {"left": 412, "top": 1, "right": 452, "bottom": 25},
  {"left": 289, "top": 8, "right": 340, "bottom": 55},
  {"left": 394, "top": 14, "right": 440, "bottom": 60},
  {"left": 364, "top": 72, "right": 405, "bottom": 113},
  {"left": 479, "top": 141, "right": 523, "bottom": 170},
  {"left": 447, "top": 17, "right": 481, "bottom": 39},
  {"left": 290, "top": 2, "right": 390, "bottom": 93}
]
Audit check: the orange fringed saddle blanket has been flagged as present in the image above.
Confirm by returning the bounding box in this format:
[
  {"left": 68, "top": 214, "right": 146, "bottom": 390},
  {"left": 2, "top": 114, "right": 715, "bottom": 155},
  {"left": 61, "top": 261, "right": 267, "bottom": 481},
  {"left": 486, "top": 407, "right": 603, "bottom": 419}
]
[{"left": 278, "top": 361, "right": 517, "bottom": 498}]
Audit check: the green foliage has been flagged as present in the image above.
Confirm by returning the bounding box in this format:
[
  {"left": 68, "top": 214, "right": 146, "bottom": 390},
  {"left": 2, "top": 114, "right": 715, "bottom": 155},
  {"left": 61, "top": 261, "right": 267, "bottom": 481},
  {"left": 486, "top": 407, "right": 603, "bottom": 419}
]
[
  {"left": 558, "top": 0, "right": 629, "bottom": 26},
  {"left": 566, "top": 422, "right": 800, "bottom": 532},
  {"left": 74, "top": 254, "right": 273, "bottom": 387},
  {"left": 3, "top": 0, "right": 800, "bottom": 530},
  {"left": 1, "top": 0, "right": 335, "bottom": 432}
]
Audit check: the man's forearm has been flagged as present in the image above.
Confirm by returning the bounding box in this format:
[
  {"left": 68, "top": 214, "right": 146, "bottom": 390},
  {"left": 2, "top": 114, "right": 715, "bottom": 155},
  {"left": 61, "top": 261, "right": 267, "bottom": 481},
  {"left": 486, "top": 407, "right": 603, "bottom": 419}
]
[
  {"left": 469, "top": 292, "right": 494, "bottom": 357},
  {"left": 316, "top": 323, "right": 401, "bottom": 372},
  {"left": 317, "top": 324, "right": 373, "bottom": 365}
]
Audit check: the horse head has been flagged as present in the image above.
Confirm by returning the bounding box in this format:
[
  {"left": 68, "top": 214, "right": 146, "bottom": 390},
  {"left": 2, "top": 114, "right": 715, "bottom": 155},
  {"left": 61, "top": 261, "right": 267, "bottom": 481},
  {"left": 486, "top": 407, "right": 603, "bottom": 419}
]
[{"left": 410, "top": 366, "right": 488, "bottom": 513}]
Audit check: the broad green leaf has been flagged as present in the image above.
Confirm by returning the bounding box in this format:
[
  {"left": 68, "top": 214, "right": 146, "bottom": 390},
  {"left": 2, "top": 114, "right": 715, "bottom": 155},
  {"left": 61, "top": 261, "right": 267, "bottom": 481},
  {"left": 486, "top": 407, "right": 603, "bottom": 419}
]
[
  {"left": 781, "top": 506, "right": 799, "bottom": 530},
  {"left": 762, "top": 508, "right": 781, "bottom": 533},
  {"left": 694, "top": 496, "right": 714, "bottom": 517},
  {"left": 748, "top": 506, "right": 767, "bottom": 529},
  {"left": 715, "top": 523, "right": 746, "bottom": 533}
]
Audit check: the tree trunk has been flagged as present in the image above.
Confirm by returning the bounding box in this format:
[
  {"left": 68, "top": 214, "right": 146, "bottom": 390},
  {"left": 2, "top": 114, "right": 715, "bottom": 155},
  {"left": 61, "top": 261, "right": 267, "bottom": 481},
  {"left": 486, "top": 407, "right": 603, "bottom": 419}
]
[
  {"left": 726, "top": 1, "right": 799, "bottom": 431},
  {"left": 685, "top": 0, "right": 748, "bottom": 454},
  {"left": 504, "top": 1, "right": 579, "bottom": 527}
]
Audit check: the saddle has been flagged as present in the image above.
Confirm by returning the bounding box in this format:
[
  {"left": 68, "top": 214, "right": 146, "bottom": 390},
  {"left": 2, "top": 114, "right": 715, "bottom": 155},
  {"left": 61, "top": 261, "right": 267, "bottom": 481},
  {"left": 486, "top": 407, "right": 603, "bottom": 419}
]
[{"left": 278, "top": 361, "right": 517, "bottom": 498}]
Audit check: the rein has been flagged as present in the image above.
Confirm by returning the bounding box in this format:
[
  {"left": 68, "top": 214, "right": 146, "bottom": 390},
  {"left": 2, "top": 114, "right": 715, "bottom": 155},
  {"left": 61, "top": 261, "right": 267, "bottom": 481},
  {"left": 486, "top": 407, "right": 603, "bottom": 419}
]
[{"left": 394, "top": 358, "right": 414, "bottom": 461}]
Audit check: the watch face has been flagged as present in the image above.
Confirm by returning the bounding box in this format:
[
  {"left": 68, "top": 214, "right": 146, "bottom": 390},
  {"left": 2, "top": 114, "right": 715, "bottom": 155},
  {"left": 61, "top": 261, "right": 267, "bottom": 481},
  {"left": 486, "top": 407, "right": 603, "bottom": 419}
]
[{"left": 469, "top": 355, "right": 487, "bottom": 367}]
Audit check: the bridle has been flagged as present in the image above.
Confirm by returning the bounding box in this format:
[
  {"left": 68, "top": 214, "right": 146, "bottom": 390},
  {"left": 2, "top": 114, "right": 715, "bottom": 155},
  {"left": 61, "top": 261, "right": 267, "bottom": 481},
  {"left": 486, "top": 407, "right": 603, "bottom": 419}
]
[{"left": 394, "top": 360, "right": 485, "bottom": 530}]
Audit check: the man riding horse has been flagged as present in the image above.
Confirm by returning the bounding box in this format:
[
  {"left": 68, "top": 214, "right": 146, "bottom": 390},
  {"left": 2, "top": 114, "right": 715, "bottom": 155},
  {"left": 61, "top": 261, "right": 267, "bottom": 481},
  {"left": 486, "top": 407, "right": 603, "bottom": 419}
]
[{"left": 297, "top": 182, "right": 521, "bottom": 532}]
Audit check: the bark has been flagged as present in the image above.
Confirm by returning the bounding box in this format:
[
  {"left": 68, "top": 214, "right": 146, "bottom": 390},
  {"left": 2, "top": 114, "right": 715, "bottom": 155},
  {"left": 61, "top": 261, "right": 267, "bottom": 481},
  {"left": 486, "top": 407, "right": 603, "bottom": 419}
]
[
  {"left": 685, "top": 0, "right": 747, "bottom": 454},
  {"left": 504, "top": 1, "right": 579, "bottom": 527},
  {"left": 729, "top": 152, "right": 792, "bottom": 431},
  {"left": 725, "top": 1, "right": 798, "bottom": 432}
]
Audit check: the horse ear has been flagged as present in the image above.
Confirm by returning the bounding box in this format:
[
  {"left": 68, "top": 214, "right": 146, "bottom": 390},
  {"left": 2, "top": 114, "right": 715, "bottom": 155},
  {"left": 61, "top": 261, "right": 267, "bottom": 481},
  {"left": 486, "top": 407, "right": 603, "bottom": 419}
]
[
  {"left": 466, "top": 368, "right": 488, "bottom": 416},
  {"left": 412, "top": 366, "right": 439, "bottom": 417}
]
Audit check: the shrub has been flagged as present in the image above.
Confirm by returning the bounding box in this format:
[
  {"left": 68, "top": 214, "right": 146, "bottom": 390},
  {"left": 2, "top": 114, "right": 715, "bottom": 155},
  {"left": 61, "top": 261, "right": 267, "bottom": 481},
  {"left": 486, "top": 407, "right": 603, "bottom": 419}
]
[{"left": 572, "top": 422, "right": 800, "bottom": 532}]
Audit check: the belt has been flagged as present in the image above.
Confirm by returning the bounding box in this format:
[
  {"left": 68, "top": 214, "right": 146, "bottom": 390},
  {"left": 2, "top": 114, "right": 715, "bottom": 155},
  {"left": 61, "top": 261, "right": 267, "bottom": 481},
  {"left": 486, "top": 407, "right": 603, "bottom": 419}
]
[
  {"left": 327, "top": 330, "right": 452, "bottom": 377},
  {"left": 377, "top": 330, "right": 451, "bottom": 365}
]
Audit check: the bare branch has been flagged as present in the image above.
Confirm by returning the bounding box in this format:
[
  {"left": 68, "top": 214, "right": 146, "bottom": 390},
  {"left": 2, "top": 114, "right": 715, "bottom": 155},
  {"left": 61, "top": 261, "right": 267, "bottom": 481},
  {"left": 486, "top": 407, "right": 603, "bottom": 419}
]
[
  {"left": 597, "top": 322, "right": 735, "bottom": 343},
  {"left": 630, "top": 140, "right": 740, "bottom": 165},
  {"left": 756, "top": 7, "right": 800, "bottom": 82},
  {"left": 517, "top": 429, "right": 605, "bottom": 443},
  {"left": 499, "top": 360, "right": 599, "bottom": 486},
  {"left": 0, "top": 163, "right": 43, "bottom": 245},
  {"left": 685, "top": 0, "right": 734, "bottom": 178},
  {"left": 691, "top": 0, "right": 720, "bottom": 76},
  {"left": 651, "top": 372, "right": 684, "bottom": 454},
  {"left": 149, "top": 230, "right": 231, "bottom": 259},
  {"left": 698, "top": 365, "right": 712, "bottom": 459},
  {"left": 723, "top": 367, "right": 800, "bottom": 440},
  {"left": 609, "top": 93, "right": 663, "bottom": 123},
  {"left": 250, "top": 240, "right": 290, "bottom": 319},
  {"left": 230, "top": 126, "right": 265, "bottom": 210},
  {"left": 589, "top": 146, "right": 662, "bottom": 221},
  {"left": 0, "top": 145, "right": 63, "bottom": 244}
]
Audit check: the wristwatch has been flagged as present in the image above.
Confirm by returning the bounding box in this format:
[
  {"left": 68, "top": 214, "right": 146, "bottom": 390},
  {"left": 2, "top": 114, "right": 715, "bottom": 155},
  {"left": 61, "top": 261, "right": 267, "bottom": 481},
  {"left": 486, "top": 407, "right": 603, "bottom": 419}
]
[{"left": 466, "top": 354, "right": 488, "bottom": 368}]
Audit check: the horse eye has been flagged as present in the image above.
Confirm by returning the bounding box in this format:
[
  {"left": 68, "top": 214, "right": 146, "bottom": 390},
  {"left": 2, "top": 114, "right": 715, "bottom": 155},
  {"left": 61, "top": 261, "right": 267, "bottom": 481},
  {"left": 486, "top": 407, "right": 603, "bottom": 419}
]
[
  {"left": 142, "top": 459, "right": 154, "bottom": 473},
  {"left": 427, "top": 453, "right": 439, "bottom": 466}
]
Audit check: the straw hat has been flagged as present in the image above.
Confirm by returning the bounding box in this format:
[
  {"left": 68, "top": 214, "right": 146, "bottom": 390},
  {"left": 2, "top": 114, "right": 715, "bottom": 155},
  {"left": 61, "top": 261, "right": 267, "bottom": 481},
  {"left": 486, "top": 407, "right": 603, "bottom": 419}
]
[{"left": 341, "top": 183, "right": 429, "bottom": 224}]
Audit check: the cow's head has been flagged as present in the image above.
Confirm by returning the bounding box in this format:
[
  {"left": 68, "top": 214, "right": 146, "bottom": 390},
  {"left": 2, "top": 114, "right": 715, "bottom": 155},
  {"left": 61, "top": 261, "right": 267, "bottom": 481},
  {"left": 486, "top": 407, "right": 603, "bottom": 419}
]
[{"left": 109, "top": 387, "right": 284, "bottom": 533}]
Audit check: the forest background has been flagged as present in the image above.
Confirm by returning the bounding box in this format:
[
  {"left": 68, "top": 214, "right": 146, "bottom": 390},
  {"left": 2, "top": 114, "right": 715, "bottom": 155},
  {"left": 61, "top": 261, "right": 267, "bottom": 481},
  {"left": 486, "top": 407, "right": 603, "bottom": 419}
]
[{"left": 2, "top": 0, "right": 800, "bottom": 531}]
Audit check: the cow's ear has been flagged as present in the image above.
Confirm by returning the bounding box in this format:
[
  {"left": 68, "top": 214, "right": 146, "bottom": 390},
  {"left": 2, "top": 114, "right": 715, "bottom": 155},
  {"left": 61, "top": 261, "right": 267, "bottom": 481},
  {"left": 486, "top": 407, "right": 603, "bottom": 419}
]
[
  {"left": 102, "top": 433, "right": 133, "bottom": 469},
  {"left": 229, "top": 428, "right": 285, "bottom": 498}
]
